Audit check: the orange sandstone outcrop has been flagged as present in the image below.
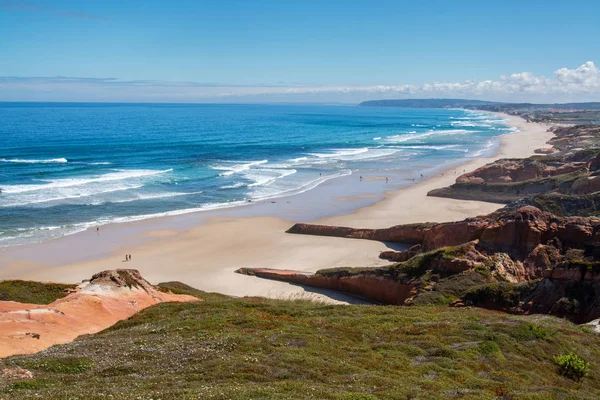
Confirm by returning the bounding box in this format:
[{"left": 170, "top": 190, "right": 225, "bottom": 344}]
[
  {"left": 0, "top": 269, "right": 199, "bottom": 358},
  {"left": 454, "top": 158, "right": 587, "bottom": 185},
  {"left": 289, "top": 206, "right": 600, "bottom": 259},
  {"left": 278, "top": 206, "right": 600, "bottom": 321}
]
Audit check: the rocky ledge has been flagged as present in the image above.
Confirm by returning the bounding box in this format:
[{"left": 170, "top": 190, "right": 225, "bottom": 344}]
[
  {"left": 0, "top": 269, "right": 199, "bottom": 358},
  {"left": 428, "top": 125, "right": 600, "bottom": 204},
  {"left": 246, "top": 206, "right": 600, "bottom": 323}
]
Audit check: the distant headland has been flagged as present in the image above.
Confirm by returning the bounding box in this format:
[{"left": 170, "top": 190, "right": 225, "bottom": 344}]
[{"left": 359, "top": 98, "right": 600, "bottom": 124}]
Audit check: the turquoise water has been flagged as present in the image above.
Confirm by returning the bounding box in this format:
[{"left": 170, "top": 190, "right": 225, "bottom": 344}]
[{"left": 0, "top": 103, "right": 512, "bottom": 246}]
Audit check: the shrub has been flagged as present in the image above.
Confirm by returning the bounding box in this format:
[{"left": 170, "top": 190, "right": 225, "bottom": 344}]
[
  {"left": 581, "top": 326, "right": 594, "bottom": 334},
  {"left": 474, "top": 265, "right": 491, "bottom": 279},
  {"left": 554, "top": 352, "right": 589, "bottom": 381},
  {"left": 478, "top": 341, "right": 501, "bottom": 356},
  {"left": 513, "top": 323, "right": 551, "bottom": 341}
]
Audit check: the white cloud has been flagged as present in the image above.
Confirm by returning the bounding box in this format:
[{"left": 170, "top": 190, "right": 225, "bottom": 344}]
[{"left": 1, "top": 61, "right": 599, "bottom": 103}]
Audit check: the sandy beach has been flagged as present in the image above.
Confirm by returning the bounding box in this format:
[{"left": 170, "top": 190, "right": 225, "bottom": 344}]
[{"left": 0, "top": 113, "right": 555, "bottom": 303}]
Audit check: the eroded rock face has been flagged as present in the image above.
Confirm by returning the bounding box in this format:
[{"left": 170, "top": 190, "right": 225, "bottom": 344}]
[
  {"left": 479, "top": 206, "right": 552, "bottom": 257},
  {"left": 380, "top": 244, "right": 422, "bottom": 262},
  {"left": 290, "top": 206, "right": 600, "bottom": 264},
  {"left": 281, "top": 206, "right": 600, "bottom": 322},
  {"left": 455, "top": 158, "right": 588, "bottom": 185},
  {"left": 236, "top": 268, "right": 416, "bottom": 305},
  {"left": 524, "top": 244, "right": 562, "bottom": 277},
  {"left": 522, "top": 278, "right": 600, "bottom": 323},
  {"left": 422, "top": 219, "right": 489, "bottom": 251},
  {"left": 0, "top": 269, "right": 199, "bottom": 358}
]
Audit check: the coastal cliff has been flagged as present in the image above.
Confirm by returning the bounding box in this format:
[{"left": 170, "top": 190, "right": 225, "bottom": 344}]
[
  {"left": 242, "top": 205, "right": 600, "bottom": 321},
  {"left": 428, "top": 125, "right": 600, "bottom": 204},
  {"left": 239, "top": 120, "right": 600, "bottom": 323}
]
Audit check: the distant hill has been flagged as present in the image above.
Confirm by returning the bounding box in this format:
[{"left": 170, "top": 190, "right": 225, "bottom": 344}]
[
  {"left": 359, "top": 98, "right": 502, "bottom": 108},
  {"left": 359, "top": 98, "right": 600, "bottom": 111}
]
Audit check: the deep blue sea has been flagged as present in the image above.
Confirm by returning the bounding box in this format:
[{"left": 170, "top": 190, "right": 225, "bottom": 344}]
[{"left": 0, "top": 103, "right": 513, "bottom": 246}]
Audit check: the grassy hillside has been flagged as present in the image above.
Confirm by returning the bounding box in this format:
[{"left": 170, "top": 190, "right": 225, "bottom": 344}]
[
  {"left": 0, "top": 280, "right": 75, "bottom": 304},
  {"left": 1, "top": 283, "right": 599, "bottom": 399}
]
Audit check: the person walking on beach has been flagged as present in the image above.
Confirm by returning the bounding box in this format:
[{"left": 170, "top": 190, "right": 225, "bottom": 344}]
[{"left": 129, "top": 254, "right": 132, "bottom": 261}]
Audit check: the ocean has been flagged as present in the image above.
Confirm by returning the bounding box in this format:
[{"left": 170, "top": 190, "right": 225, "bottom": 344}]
[{"left": 0, "top": 103, "right": 513, "bottom": 246}]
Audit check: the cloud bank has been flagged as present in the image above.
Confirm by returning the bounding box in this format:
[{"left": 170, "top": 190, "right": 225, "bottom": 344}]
[{"left": 1, "top": 61, "right": 599, "bottom": 103}]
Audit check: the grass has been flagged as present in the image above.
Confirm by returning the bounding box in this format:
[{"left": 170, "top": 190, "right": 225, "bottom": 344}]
[
  {"left": 0, "top": 280, "right": 75, "bottom": 304},
  {"left": 524, "top": 192, "right": 600, "bottom": 216},
  {"left": 1, "top": 284, "right": 599, "bottom": 399},
  {"left": 17, "top": 357, "right": 94, "bottom": 374}
]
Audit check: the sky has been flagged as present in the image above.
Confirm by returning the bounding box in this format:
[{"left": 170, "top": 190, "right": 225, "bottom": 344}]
[{"left": 1, "top": 0, "right": 600, "bottom": 103}]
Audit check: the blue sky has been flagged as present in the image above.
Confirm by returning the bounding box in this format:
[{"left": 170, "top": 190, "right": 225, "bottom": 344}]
[{"left": 1, "top": 0, "right": 600, "bottom": 102}]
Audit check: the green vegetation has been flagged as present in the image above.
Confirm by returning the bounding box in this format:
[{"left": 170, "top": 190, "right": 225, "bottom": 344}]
[
  {"left": 391, "top": 244, "right": 470, "bottom": 280},
  {"left": 513, "top": 323, "right": 553, "bottom": 341},
  {"left": 0, "top": 280, "right": 75, "bottom": 304},
  {"left": 316, "top": 244, "right": 473, "bottom": 282},
  {"left": 411, "top": 271, "right": 488, "bottom": 306},
  {"left": 462, "top": 281, "right": 540, "bottom": 309},
  {"left": 18, "top": 357, "right": 94, "bottom": 374},
  {"left": 1, "top": 284, "right": 599, "bottom": 399},
  {"left": 554, "top": 352, "right": 590, "bottom": 382},
  {"left": 521, "top": 192, "right": 600, "bottom": 216},
  {"left": 431, "top": 169, "right": 590, "bottom": 204}
]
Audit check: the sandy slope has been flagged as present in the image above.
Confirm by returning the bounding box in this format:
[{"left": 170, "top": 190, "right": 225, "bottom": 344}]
[{"left": 0, "top": 270, "right": 198, "bottom": 358}]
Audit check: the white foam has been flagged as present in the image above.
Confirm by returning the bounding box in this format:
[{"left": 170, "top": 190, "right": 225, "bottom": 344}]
[
  {"left": 340, "top": 148, "right": 399, "bottom": 161},
  {"left": 0, "top": 169, "right": 172, "bottom": 194},
  {"left": 0, "top": 184, "right": 146, "bottom": 207},
  {"left": 246, "top": 169, "right": 297, "bottom": 188},
  {"left": 220, "top": 182, "right": 246, "bottom": 189},
  {"left": 212, "top": 160, "right": 268, "bottom": 176},
  {"left": 384, "top": 128, "right": 473, "bottom": 144},
  {"left": 96, "top": 190, "right": 204, "bottom": 205},
  {"left": 435, "top": 129, "right": 471, "bottom": 135},
  {"left": 392, "top": 144, "right": 467, "bottom": 152},
  {"left": 308, "top": 148, "right": 369, "bottom": 158},
  {"left": 384, "top": 132, "right": 432, "bottom": 143},
  {"left": 0, "top": 157, "right": 68, "bottom": 164},
  {"left": 467, "top": 140, "right": 496, "bottom": 158},
  {"left": 250, "top": 169, "right": 352, "bottom": 201},
  {"left": 289, "top": 156, "right": 308, "bottom": 163},
  {"left": 451, "top": 121, "right": 480, "bottom": 127},
  {"left": 72, "top": 161, "right": 112, "bottom": 165}
]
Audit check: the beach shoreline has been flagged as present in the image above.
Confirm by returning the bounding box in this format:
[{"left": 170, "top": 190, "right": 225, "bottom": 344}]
[{"left": 0, "top": 112, "right": 556, "bottom": 303}]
